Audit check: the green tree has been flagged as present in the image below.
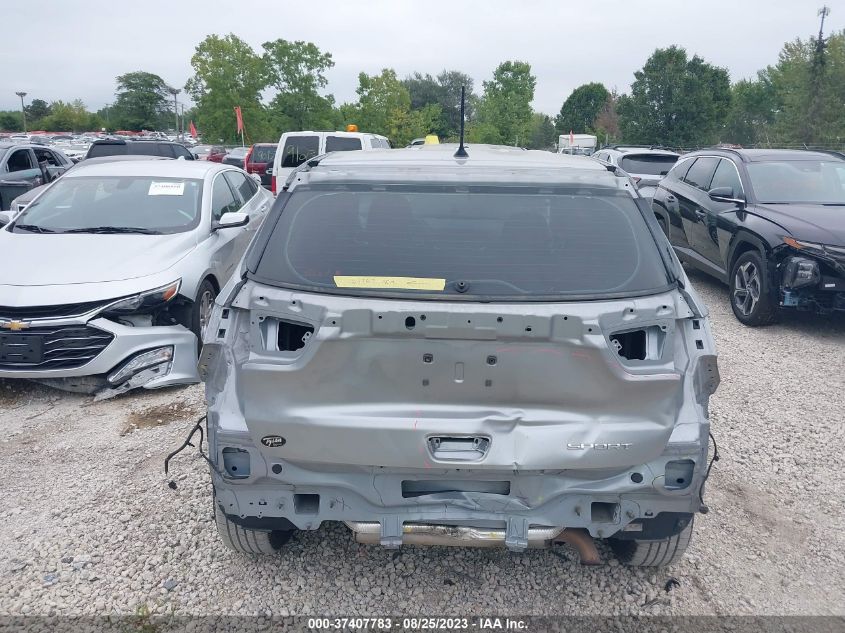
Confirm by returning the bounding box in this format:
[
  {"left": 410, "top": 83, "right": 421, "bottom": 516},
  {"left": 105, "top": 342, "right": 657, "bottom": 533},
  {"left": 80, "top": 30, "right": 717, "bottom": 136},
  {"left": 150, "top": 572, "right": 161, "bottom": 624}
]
[
  {"left": 40, "top": 100, "right": 100, "bottom": 132},
  {"left": 402, "top": 70, "right": 475, "bottom": 138},
  {"left": 353, "top": 69, "right": 439, "bottom": 146},
  {"left": 527, "top": 112, "right": 556, "bottom": 149},
  {"left": 186, "top": 34, "right": 270, "bottom": 143},
  {"left": 762, "top": 30, "right": 845, "bottom": 144},
  {"left": 554, "top": 82, "right": 609, "bottom": 134},
  {"left": 24, "top": 99, "right": 52, "bottom": 127},
  {"left": 593, "top": 89, "right": 621, "bottom": 143},
  {"left": 262, "top": 39, "right": 336, "bottom": 132},
  {"left": 472, "top": 60, "right": 536, "bottom": 145},
  {"left": 0, "top": 111, "right": 22, "bottom": 132},
  {"left": 617, "top": 46, "right": 731, "bottom": 147},
  {"left": 111, "top": 71, "right": 171, "bottom": 131},
  {"left": 722, "top": 77, "right": 776, "bottom": 145}
]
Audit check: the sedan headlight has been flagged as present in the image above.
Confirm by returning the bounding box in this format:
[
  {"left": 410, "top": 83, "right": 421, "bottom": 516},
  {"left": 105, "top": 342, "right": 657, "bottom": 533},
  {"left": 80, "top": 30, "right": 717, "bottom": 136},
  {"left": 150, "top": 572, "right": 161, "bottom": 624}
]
[{"left": 103, "top": 280, "right": 181, "bottom": 315}]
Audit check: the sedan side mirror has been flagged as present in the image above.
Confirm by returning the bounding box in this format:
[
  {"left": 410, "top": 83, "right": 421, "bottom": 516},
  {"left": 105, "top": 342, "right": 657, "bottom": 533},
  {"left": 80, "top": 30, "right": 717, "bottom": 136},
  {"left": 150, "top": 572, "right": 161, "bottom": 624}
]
[
  {"left": 192, "top": 153, "right": 199, "bottom": 160},
  {"left": 708, "top": 186, "right": 746, "bottom": 206},
  {"left": 212, "top": 211, "right": 249, "bottom": 231},
  {"left": 0, "top": 210, "right": 14, "bottom": 227}
]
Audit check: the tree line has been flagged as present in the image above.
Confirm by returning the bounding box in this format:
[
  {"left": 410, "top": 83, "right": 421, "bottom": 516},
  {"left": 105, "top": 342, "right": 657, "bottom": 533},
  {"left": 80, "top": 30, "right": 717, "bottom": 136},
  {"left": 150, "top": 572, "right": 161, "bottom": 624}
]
[{"left": 3, "top": 27, "right": 844, "bottom": 150}]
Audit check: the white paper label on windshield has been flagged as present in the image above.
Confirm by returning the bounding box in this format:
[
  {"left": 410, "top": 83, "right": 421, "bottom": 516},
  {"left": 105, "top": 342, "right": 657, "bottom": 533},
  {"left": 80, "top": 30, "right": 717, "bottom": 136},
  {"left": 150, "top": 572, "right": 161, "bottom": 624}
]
[{"left": 148, "top": 181, "right": 185, "bottom": 196}]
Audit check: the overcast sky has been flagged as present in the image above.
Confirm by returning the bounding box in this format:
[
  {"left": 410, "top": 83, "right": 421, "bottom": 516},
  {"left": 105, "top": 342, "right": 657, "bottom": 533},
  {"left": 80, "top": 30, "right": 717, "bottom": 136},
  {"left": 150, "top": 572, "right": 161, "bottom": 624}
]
[{"left": 3, "top": 0, "right": 842, "bottom": 115}]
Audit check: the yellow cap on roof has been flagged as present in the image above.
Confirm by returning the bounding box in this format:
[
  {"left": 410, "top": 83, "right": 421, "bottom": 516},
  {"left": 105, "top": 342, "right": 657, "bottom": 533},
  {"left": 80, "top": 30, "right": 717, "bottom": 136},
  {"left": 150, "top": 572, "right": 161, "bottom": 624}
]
[{"left": 424, "top": 135, "right": 440, "bottom": 144}]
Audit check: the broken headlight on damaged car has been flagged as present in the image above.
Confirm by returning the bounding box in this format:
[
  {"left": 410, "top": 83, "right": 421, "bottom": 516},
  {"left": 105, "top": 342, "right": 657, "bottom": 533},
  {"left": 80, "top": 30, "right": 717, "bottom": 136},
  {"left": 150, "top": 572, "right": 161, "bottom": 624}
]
[
  {"left": 781, "top": 238, "right": 822, "bottom": 289},
  {"left": 102, "top": 280, "right": 181, "bottom": 315},
  {"left": 783, "top": 256, "right": 821, "bottom": 289}
]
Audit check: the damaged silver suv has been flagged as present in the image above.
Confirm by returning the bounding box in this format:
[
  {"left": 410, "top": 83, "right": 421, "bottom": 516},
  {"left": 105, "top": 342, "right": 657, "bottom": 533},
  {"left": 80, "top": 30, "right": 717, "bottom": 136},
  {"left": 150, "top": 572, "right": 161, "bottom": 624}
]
[{"left": 199, "top": 144, "right": 720, "bottom": 566}]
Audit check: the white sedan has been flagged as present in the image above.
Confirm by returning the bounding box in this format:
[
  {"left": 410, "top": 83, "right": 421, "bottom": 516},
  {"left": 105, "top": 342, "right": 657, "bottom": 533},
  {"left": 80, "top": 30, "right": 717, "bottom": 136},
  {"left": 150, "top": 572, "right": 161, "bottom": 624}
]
[{"left": 0, "top": 159, "right": 273, "bottom": 398}]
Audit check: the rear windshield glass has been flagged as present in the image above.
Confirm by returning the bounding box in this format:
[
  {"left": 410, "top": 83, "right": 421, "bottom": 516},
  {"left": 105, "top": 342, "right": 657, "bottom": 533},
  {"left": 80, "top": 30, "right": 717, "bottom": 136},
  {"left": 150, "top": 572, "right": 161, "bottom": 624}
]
[
  {"left": 253, "top": 185, "right": 670, "bottom": 300},
  {"left": 252, "top": 145, "right": 276, "bottom": 163},
  {"left": 325, "top": 136, "right": 363, "bottom": 152},
  {"left": 619, "top": 155, "right": 678, "bottom": 176},
  {"left": 12, "top": 176, "right": 203, "bottom": 234},
  {"left": 87, "top": 143, "right": 171, "bottom": 158}
]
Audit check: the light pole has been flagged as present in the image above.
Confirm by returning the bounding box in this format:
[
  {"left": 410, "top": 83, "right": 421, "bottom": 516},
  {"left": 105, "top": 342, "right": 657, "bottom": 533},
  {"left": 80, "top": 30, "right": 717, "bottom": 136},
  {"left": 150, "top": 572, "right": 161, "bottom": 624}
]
[
  {"left": 15, "top": 91, "right": 27, "bottom": 133},
  {"left": 168, "top": 87, "right": 181, "bottom": 136}
]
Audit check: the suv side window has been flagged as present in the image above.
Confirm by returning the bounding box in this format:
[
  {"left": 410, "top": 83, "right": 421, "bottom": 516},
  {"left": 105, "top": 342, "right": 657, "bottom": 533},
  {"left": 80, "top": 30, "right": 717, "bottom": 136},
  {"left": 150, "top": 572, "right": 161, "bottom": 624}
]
[
  {"left": 281, "top": 135, "right": 319, "bottom": 168},
  {"left": 709, "top": 159, "right": 744, "bottom": 195},
  {"left": 6, "top": 149, "right": 34, "bottom": 172},
  {"left": 33, "top": 148, "right": 61, "bottom": 167},
  {"left": 666, "top": 157, "right": 693, "bottom": 181},
  {"left": 683, "top": 157, "right": 719, "bottom": 190},
  {"left": 210, "top": 173, "right": 241, "bottom": 221},
  {"left": 224, "top": 170, "right": 258, "bottom": 204},
  {"left": 172, "top": 144, "right": 194, "bottom": 159},
  {"left": 326, "top": 136, "right": 362, "bottom": 152}
]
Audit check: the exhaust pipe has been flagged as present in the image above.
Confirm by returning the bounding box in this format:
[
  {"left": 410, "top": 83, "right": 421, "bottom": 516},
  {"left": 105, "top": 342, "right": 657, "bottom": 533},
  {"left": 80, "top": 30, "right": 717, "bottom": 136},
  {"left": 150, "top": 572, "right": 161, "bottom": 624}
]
[{"left": 345, "top": 521, "right": 601, "bottom": 565}]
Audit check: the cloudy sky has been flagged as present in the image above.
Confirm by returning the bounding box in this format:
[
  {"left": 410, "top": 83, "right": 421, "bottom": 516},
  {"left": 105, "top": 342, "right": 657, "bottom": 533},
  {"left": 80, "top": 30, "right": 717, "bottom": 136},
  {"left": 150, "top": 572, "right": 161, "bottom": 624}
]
[{"left": 3, "top": 0, "right": 841, "bottom": 115}]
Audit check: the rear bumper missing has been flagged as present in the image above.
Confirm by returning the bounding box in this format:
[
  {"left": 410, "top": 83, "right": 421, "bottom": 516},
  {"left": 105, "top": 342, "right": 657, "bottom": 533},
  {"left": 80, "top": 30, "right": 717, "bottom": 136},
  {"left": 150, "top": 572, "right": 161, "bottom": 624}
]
[{"left": 209, "top": 428, "right": 708, "bottom": 549}]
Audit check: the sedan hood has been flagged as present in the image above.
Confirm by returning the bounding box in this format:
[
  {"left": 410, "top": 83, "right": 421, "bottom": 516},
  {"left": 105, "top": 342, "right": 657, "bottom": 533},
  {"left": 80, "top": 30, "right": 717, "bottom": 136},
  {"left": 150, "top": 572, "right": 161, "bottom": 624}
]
[
  {"left": 753, "top": 203, "right": 845, "bottom": 246},
  {"left": 0, "top": 231, "right": 198, "bottom": 286}
]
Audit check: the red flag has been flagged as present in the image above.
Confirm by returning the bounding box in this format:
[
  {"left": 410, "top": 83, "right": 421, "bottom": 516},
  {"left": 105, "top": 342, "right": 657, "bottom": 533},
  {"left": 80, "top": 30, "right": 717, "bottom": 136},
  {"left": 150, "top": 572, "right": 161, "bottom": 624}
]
[
  {"left": 189, "top": 120, "right": 198, "bottom": 139},
  {"left": 234, "top": 106, "right": 243, "bottom": 134}
]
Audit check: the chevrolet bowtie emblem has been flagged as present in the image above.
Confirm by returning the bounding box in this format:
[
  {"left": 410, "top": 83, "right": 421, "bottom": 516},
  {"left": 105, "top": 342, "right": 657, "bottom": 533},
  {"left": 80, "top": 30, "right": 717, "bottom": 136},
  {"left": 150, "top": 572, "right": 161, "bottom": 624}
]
[{"left": 2, "top": 320, "right": 31, "bottom": 331}]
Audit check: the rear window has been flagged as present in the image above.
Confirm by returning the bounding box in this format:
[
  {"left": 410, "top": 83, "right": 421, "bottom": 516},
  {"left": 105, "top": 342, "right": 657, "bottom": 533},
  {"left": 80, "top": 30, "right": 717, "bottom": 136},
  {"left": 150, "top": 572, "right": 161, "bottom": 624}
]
[
  {"left": 325, "top": 136, "right": 362, "bottom": 152},
  {"left": 87, "top": 142, "right": 172, "bottom": 159},
  {"left": 281, "top": 136, "right": 319, "bottom": 168},
  {"left": 619, "top": 154, "right": 678, "bottom": 176},
  {"left": 251, "top": 145, "right": 276, "bottom": 163},
  {"left": 253, "top": 185, "right": 670, "bottom": 300}
]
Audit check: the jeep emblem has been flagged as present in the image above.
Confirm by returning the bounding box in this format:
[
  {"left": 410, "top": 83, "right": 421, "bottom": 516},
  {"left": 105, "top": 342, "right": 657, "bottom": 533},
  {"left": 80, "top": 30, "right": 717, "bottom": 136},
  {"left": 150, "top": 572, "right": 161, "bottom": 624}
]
[{"left": 261, "top": 435, "right": 286, "bottom": 447}]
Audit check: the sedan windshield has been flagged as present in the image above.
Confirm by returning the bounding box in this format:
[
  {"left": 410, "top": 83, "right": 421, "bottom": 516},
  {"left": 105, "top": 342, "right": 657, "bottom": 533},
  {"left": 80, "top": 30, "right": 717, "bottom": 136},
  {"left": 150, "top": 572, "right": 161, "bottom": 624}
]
[
  {"left": 253, "top": 185, "right": 671, "bottom": 300},
  {"left": 11, "top": 176, "right": 203, "bottom": 234},
  {"left": 747, "top": 160, "right": 845, "bottom": 205}
]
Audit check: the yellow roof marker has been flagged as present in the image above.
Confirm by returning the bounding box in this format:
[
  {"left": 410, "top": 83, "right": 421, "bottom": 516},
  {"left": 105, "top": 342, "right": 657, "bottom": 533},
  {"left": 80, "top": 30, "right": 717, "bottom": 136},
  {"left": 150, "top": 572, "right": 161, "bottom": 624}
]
[{"left": 333, "top": 276, "right": 445, "bottom": 291}]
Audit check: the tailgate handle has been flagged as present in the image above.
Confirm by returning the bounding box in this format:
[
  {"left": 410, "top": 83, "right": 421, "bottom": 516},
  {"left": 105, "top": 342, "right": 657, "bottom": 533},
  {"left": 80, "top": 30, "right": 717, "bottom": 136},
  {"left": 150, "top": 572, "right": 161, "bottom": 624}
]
[{"left": 428, "top": 436, "right": 490, "bottom": 462}]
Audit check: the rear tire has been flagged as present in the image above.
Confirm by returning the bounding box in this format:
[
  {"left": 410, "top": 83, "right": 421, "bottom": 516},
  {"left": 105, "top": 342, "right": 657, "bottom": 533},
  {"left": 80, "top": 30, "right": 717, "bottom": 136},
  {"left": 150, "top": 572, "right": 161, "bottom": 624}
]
[
  {"left": 729, "top": 251, "right": 779, "bottom": 326},
  {"left": 214, "top": 502, "right": 292, "bottom": 555},
  {"left": 609, "top": 518, "right": 694, "bottom": 567}
]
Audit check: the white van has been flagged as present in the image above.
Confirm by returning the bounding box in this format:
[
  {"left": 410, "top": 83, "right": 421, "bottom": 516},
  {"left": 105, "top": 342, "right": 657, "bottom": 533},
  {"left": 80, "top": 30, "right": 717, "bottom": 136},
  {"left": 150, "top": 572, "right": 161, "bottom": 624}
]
[{"left": 270, "top": 130, "right": 391, "bottom": 193}]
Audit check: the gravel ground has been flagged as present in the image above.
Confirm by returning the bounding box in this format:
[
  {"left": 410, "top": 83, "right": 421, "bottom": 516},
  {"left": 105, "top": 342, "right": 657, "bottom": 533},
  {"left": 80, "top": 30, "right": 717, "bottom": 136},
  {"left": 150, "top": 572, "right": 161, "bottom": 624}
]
[{"left": 0, "top": 268, "right": 843, "bottom": 617}]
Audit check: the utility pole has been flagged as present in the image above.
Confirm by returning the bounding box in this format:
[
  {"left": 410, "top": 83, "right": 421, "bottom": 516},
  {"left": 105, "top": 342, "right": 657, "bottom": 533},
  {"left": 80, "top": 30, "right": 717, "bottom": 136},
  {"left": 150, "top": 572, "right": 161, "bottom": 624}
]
[
  {"left": 818, "top": 5, "right": 830, "bottom": 45},
  {"left": 168, "top": 87, "right": 181, "bottom": 135},
  {"left": 15, "top": 91, "right": 27, "bottom": 133}
]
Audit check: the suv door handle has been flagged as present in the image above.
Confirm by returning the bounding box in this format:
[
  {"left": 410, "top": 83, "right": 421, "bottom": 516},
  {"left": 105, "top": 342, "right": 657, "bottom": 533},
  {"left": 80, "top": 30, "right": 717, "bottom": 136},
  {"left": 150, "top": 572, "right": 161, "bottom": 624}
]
[{"left": 665, "top": 195, "right": 676, "bottom": 203}]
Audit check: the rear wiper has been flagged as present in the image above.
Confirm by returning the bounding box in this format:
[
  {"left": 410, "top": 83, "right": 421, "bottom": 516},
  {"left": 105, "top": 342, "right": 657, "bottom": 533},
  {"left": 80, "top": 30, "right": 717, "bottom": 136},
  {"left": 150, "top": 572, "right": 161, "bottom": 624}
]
[
  {"left": 61, "top": 226, "right": 162, "bottom": 234},
  {"left": 13, "top": 224, "right": 56, "bottom": 233}
]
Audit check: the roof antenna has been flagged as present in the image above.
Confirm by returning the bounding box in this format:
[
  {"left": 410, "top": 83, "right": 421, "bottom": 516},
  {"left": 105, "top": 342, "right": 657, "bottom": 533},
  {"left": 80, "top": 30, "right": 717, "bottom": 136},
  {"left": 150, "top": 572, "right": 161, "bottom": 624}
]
[{"left": 454, "top": 85, "right": 469, "bottom": 159}]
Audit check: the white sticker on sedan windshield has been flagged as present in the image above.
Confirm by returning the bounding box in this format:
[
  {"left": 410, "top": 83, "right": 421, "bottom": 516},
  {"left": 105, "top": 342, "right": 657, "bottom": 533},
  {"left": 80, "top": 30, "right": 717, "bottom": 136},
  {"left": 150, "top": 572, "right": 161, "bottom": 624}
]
[{"left": 148, "top": 181, "right": 185, "bottom": 196}]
